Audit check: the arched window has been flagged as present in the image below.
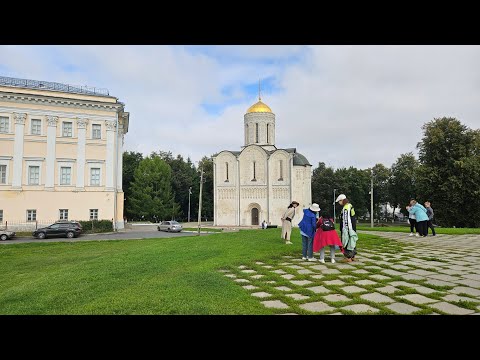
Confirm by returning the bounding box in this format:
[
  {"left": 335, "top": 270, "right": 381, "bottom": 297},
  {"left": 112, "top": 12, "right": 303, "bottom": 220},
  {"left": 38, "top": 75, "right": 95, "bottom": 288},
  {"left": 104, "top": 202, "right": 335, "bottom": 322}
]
[
  {"left": 279, "top": 160, "right": 284, "bottom": 181},
  {"left": 225, "top": 162, "right": 229, "bottom": 182},
  {"left": 252, "top": 161, "right": 257, "bottom": 181},
  {"left": 267, "top": 123, "right": 270, "bottom": 143},
  {"left": 255, "top": 123, "right": 259, "bottom": 143},
  {"left": 245, "top": 124, "right": 248, "bottom": 144}
]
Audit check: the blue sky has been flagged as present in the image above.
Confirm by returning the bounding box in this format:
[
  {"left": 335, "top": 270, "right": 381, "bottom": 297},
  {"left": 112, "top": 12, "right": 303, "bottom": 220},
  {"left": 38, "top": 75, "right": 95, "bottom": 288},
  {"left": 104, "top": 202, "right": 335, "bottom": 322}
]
[{"left": 1, "top": 45, "right": 479, "bottom": 169}]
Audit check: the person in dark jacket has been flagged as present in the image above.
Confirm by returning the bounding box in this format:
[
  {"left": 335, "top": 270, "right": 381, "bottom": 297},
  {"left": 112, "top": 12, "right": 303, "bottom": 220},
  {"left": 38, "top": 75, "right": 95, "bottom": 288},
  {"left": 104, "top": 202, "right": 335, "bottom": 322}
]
[
  {"left": 298, "top": 203, "right": 321, "bottom": 261},
  {"left": 424, "top": 201, "right": 436, "bottom": 236}
]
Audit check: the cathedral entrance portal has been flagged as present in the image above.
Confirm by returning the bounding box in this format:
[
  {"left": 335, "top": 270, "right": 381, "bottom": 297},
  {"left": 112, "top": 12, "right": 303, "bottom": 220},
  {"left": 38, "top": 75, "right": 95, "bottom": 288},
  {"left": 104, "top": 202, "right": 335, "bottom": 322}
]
[{"left": 251, "top": 208, "right": 259, "bottom": 226}]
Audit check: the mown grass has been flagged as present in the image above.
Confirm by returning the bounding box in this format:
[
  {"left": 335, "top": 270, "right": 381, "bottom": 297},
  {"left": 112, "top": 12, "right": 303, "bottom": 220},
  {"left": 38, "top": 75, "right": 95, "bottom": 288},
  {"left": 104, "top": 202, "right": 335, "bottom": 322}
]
[
  {"left": 356, "top": 226, "right": 480, "bottom": 235},
  {"left": 0, "top": 228, "right": 389, "bottom": 315},
  {"left": 182, "top": 227, "right": 223, "bottom": 233}
]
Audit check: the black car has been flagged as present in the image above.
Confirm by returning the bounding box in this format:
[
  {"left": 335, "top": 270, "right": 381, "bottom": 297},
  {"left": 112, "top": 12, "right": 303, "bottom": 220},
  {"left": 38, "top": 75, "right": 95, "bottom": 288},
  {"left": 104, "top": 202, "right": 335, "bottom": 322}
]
[{"left": 33, "top": 222, "right": 82, "bottom": 239}]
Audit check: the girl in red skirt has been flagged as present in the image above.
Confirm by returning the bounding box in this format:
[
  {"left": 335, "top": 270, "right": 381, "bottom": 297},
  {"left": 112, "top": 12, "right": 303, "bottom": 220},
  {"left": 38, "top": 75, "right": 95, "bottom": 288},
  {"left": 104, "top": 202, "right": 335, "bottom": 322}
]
[{"left": 313, "top": 211, "right": 344, "bottom": 263}]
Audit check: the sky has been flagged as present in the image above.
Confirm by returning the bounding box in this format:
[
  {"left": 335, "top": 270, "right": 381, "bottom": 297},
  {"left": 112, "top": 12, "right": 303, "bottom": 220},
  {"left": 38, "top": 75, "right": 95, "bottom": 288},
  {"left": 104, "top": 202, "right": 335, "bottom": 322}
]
[{"left": 1, "top": 45, "right": 479, "bottom": 169}]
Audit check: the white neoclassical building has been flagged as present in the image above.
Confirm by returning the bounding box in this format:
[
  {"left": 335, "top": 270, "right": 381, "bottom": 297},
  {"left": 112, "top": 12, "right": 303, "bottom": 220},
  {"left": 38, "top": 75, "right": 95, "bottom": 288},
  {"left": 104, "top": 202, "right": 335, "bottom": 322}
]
[
  {"left": 0, "top": 76, "right": 129, "bottom": 230},
  {"left": 213, "top": 95, "right": 312, "bottom": 227}
]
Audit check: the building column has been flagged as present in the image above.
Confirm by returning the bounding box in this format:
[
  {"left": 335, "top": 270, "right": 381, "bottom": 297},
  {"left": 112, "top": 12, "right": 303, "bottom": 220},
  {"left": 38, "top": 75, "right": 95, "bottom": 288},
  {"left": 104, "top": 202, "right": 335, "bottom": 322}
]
[
  {"left": 76, "top": 118, "right": 88, "bottom": 190},
  {"left": 45, "top": 116, "right": 58, "bottom": 189},
  {"left": 12, "top": 112, "right": 27, "bottom": 189},
  {"left": 105, "top": 120, "right": 116, "bottom": 190},
  {"left": 116, "top": 125, "right": 124, "bottom": 190}
]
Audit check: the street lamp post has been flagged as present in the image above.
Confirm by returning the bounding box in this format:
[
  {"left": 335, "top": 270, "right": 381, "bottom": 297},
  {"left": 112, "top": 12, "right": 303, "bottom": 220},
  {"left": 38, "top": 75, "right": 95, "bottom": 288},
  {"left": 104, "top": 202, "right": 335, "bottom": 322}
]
[
  {"left": 333, "top": 188, "right": 337, "bottom": 220},
  {"left": 188, "top": 187, "right": 192, "bottom": 223},
  {"left": 197, "top": 167, "right": 204, "bottom": 236},
  {"left": 370, "top": 169, "right": 374, "bottom": 228}
]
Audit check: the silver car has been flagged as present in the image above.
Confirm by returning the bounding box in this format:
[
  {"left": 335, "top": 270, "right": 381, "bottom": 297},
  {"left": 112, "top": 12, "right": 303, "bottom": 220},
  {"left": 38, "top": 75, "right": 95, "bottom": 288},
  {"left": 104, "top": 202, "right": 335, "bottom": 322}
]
[
  {"left": 157, "top": 221, "right": 183, "bottom": 233},
  {"left": 0, "top": 229, "right": 16, "bottom": 241}
]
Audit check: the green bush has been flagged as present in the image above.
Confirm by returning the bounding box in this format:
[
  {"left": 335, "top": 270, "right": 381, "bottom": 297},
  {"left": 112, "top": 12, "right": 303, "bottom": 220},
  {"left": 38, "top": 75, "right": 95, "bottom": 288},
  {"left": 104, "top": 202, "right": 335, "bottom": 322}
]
[{"left": 79, "top": 220, "right": 113, "bottom": 234}]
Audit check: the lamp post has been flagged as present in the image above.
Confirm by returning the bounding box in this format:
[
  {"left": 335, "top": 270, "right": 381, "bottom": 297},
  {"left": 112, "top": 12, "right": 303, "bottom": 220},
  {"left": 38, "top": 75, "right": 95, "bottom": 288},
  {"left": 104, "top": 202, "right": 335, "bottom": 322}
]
[
  {"left": 188, "top": 187, "right": 192, "bottom": 223},
  {"left": 370, "top": 169, "right": 374, "bottom": 228},
  {"left": 197, "top": 167, "right": 204, "bottom": 236},
  {"left": 333, "top": 188, "right": 337, "bottom": 220}
]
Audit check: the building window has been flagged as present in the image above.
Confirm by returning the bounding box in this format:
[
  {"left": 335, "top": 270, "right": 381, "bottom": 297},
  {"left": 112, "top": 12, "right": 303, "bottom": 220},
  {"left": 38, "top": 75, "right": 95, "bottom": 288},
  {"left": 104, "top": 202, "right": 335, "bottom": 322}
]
[
  {"left": 31, "top": 119, "right": 42, "bottom": 135},
  {"left": 90, "top": 209, "right": 98, "bottom": 220},
  {"left": 62, "top": 122, "right": 73, "bottom": 137},
  {"left": 255, "top": 123, "right": 259, "bottom": 143},
  {"left": 60, "top": 167, "right": 71, "bottom": 185},
  {"left": 90, "top": 168, "right": 100, "bottom": 186},
  {"left": 92, "top": 124, "right": 101, "bottom": 139},
  {"left": 0, "top": 165, "right": 6, "bottom": 184},
  {"left": 0, "top": 116, "right": 9, "bottom": 133},
  {"left": 59, "top": 209, "right": 68, "bottom": 220},
  {"left": 267, "top": 123, "right": 270, "bottom": 143},
  {"left": 28, "top": 166, "right": 40, "bottom": 185},
  {"left": 0, "top": 209, "right": 3, "bottom": 222},
  {"left": 225, "top": 162, "right": 229, "bottom": 182},
  {"left": 252, "top": 161, "right": 257, "bottom": 181},
  {"left": 279, "top": 160, "right": 284, "bottom": 181},
  {"left": 27, "top": 210, "right": 37, "bottom": 222}
]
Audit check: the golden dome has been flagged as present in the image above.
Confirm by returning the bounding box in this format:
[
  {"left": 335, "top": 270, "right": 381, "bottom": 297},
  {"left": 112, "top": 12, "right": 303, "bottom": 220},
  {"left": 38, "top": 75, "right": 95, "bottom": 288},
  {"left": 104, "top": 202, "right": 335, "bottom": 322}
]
[{"left": 246, "top": 100, "right": 273, "bottom": 114}]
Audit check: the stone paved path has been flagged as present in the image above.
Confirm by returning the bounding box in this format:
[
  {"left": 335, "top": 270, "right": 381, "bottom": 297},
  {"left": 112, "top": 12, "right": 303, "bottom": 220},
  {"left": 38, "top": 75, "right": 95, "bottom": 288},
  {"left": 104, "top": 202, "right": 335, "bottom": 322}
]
[{"left": 219, "top": 231, "right": 480, "bottom": 315}]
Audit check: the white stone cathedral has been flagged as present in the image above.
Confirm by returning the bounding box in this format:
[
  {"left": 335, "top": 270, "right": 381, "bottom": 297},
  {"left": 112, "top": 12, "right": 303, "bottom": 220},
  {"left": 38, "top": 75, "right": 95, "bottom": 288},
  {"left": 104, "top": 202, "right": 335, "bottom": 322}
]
[{"left": 213, "top": 94, "right": 312, "bottom": 227}]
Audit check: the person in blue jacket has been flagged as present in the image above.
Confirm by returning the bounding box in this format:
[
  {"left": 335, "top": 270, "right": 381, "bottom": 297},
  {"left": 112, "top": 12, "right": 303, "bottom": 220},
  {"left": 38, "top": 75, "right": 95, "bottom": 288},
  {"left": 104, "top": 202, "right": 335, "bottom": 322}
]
[
  {"left": 298, "top": 203, "right": 321, "bottom": 261},
  {"left": 406, "top": 199, "right": 429, "bottom": 237}
]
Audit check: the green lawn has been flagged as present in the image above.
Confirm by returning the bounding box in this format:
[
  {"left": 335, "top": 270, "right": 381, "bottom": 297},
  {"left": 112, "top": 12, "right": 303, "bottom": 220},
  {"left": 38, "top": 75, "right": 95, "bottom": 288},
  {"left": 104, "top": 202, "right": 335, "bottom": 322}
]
[
  {"left": 356, "top": 225, "right": 480, "bottom": 235},
  {"left": 0, "top": 229, "right": 388, "bottom": 315},
  {"left": 182, "top": 227, "right": 223, "bottom": 233}
]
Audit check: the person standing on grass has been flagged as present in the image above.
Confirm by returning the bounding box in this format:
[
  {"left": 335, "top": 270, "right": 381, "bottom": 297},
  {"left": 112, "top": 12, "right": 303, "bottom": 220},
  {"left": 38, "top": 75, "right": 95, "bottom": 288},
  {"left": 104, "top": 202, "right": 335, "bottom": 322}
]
[
  {"left": 281, "top": 201, "right": 299, "bottom": 244},
  {"left": 298, "top": 203, "right": 321, "bottom": 261},
  {"left": 424, "top": 201, "right": 436, "bottom": 236},
  {"left": 313, "top": 210, "right": 344, "bottom": 263},
  {"left": 406, "top": 199, "right": 429, "bottom": 237},
  {"left": 406, "top": 204, "right": 419, "bottom": 237},
  {"left": 336, "top": 194, "right": 359, "bottom": 262}
]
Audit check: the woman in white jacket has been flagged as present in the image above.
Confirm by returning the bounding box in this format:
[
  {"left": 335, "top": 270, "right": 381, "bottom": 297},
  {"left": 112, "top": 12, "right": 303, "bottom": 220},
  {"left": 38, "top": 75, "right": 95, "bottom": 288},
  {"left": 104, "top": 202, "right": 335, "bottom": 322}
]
[{"left": 281, "top": 201, "right": 299, "bottom": 244}]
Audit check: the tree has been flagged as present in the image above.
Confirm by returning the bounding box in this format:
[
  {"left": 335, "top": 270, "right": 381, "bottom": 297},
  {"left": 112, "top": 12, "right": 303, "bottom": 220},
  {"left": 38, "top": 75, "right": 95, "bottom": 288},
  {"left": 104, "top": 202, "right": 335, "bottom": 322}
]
[
  {"left": 128, "top": 157, "right": 178, "bottom": 221},
  {"left": 387, "top": 153, "right": 420, "bottom": 219},
  {"left": 311, "top": 162, "right": 336, "bottom": 218},
  {"left": 198, "top": 156, "right": 214, "bottom": 221},
  {"left": 123, "top": 151, "right": 143, "bottom": 220},
  {"left": 416, "top": 117, "right": 480, "bottom": 227},
  {"left": 370, "top": 163, "right": 391, "bottom": 220}
]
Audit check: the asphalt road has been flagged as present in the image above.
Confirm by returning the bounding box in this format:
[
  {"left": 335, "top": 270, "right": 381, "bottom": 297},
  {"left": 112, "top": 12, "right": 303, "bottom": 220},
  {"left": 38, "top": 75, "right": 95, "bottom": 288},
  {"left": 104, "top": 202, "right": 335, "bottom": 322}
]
[{"left": 0, "top": 230, "right": 209, "bottom": 245}]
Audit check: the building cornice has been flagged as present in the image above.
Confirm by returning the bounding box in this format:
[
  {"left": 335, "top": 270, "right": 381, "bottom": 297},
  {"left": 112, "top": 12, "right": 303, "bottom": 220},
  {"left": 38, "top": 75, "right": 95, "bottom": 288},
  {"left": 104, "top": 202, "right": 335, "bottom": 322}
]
[{"left": 0, "top": 92, "right": 123, "bottom": 112}]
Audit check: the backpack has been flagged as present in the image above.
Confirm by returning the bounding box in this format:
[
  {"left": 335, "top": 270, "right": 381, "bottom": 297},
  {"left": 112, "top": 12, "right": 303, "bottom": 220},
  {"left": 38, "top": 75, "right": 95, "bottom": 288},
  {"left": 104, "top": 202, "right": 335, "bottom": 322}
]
[{"left": 321, "top": 217, "right": 335, "bottom": 231}]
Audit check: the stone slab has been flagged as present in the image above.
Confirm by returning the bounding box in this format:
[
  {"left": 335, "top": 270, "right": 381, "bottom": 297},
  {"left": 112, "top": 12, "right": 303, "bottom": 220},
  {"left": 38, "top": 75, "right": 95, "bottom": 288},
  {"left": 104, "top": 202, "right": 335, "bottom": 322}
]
[
  {"left": 281, "top": 274, "right": 295, "bottom": 280},
  {"left": 428, "top": 274, "right": 461, "bottom": 282},
  {"left": 272, "top": 269, "right": 287, "bottom": 274},
  {"left": 352, "top": 269, "right": 369, "bottom": 274},
  {"left": 287, "top": 265, "right": 305, "bottom": 270},
  {"left": 360, "top": 292, "right": 395, "bottom": 304},
  {"left": 261, "top": 300, "right": 289, "bottom": 309},
  {"left": 409, "top": 269, "right": 437, "bottom": 277},
  {"left": 424, "top": 279, "right": 457, "bottom": 287},
  {"left": 234, "top": 278, "right": 250, "bottom": 283},
  {"left": 450, "top": 287, "right": 480, "bottom": 297},
  {"left": 341, "top": 304, "right": 379, "bottom": 314},
  {"left": 322, "top": 269, "right": 341, "bottom": 275},
  {"left": 369, "top": 274, "right": 391, "bottom": 281},
  {"left": 376, "top": 286, "right": 399, "bottom": 294},
  {"left": 299, "top": 301, "right": 335, "bottom": 313},
  {"left": 298, "top": 269, "right": 314, "bottom": 274},
  {"left": 342, "top": 285, "right": 367, "bottom": 294},
  {"left": 310, "top": 274, "right": 325, "bottom": 280},
  {"left": 224, "top": 274, "right": 237, "bottom": 278},
  {"left": 414, "top": 286, "right": 439, "bottom": 295},
  {"left": 290, "top": 280, "right": 313, "bottom": 286},
  {"left": 242, "top": 285, "right": 258, "bottom": 290},
  {"left": 386, "top": 302, "right": 421, "bottom": 314},
  {"left": 324, "top": 280, "right": 345, "bottom": 286},
  {"left": 241, "top": 269, "right": 256, "bottom": 274},
  {"left": 255, "top": 261, "right": 265, "bottom": 265},
  {"left": 251, "top": 292, "right": 272, "bottom": 298},
  {"left": 355, "top": 279, "right": 377, "bottom": 286},
  {"left": 399, "top": 294, "right": 438, "bottom": 304},
  {"left": 382, "top": 269, "right": 404, "bottom": 276},
  {"left": 400, "top": 274, "right": 425, "bottom": 281},
  {"left": 238, "top": 265, "right": 247, "bottom": 269},
  {"left": 323, "top": 294, "right": 350, "bottom": 302},
  {"left": 454, "top": 279, "right": 480, "bottom": 288},
  {"left": 442, "top": 294, "right": 480, "bottom": 303},
  {"left": 390, "top": 264, "right": 412, "bottom": 270},
  {"left": 310, "top": 265, "right": 328, "bottom": 271},
  {"left": 274, "top": 286, "right": 292, "bottom": 292},
  {"left": 429, "top": 302, "right": 475, "bottom": 315},
  {"left": 306, "top": 286, "right": 331, "bottom": 294},
  {"left": 250, "top": 274, "right": 265, "bottom": 279},
  {"left": 286, "top": 293, "right": 310, "bottom": 301}
]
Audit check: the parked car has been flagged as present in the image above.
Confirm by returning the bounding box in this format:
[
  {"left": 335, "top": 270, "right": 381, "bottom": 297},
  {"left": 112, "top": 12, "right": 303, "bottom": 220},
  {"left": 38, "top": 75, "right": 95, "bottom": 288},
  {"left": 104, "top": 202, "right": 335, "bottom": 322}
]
[
  {"left": 157, "top": 221, "right": 183, "bottom": 232},
  {"left": 33, "top": 221, "right": 82, "bottom": 239},
  {"left": 0, "top": 229, "right": 16, "bottom": 241},
  {"left": 55, "top": 220, "right": 83, "bottom": 231}
]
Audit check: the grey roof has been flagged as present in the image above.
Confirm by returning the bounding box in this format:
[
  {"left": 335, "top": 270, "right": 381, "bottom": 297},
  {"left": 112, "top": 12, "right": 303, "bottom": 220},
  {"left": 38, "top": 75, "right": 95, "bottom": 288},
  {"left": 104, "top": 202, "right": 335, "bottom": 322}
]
[
  {"left": 215, "top": 146, "right": 311, "bottom": 166},
  {"left": 0, "top": 75, "right": 111, "bottom": 97}
]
